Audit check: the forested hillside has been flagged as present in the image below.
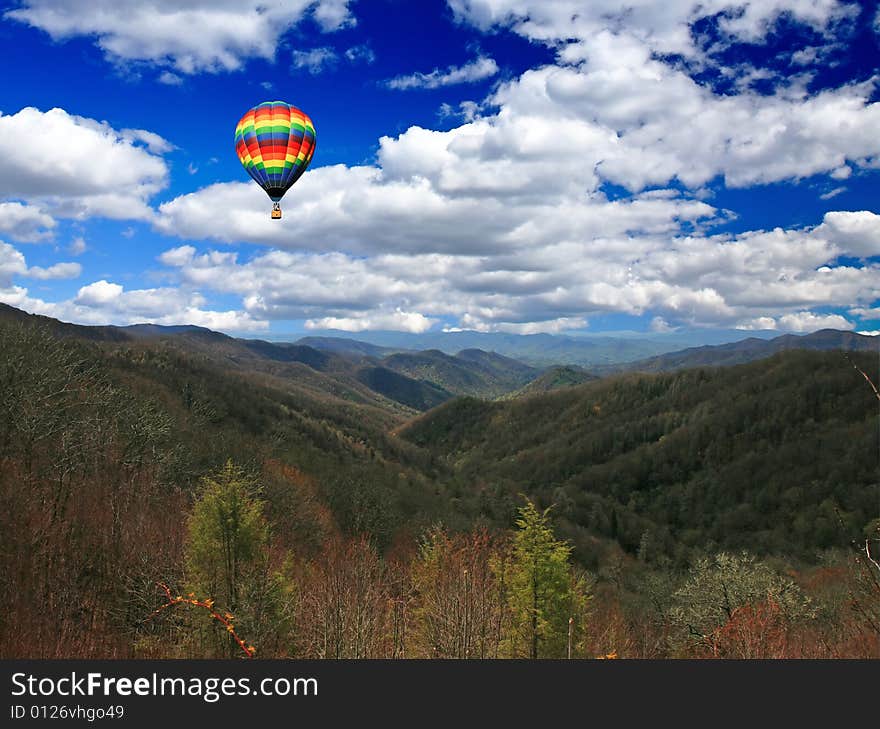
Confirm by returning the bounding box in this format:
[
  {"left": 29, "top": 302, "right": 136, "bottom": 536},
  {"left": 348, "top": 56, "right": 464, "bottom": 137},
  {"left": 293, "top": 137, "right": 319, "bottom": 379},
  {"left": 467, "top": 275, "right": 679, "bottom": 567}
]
[
  {"left": 1, "top": 308, "right": 878, "bottom": 659},
  {"left": 402, "top": 350, "right": 879, "bottom": 563}
]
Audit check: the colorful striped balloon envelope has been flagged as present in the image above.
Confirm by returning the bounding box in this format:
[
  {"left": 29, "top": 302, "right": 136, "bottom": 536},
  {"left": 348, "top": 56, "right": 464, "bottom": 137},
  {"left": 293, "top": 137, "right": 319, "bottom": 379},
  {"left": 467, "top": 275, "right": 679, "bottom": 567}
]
[{"left": 234, "top": 101, "right": 316, "bottom": 218}]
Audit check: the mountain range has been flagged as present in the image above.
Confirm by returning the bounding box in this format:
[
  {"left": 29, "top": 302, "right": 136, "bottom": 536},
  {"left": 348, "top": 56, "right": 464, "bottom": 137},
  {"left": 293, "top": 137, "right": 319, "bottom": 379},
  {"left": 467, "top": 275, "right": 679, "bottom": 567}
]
[
  {"left": 0, "top": 300, "right": 875, "bottom": 565},
  {"left": 2, "top": 303, "right": 875, "bottom": 409}
]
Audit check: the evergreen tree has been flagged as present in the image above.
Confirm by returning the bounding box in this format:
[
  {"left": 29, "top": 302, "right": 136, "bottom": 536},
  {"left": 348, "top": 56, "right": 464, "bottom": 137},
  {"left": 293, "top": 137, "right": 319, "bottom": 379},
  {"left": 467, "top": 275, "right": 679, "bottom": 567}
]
[
  {"left": 504, "top": 500, "right": 590, "bottom": 658},
  {"left": 186, "top": 460, "right": 293, "bottom": 657}
]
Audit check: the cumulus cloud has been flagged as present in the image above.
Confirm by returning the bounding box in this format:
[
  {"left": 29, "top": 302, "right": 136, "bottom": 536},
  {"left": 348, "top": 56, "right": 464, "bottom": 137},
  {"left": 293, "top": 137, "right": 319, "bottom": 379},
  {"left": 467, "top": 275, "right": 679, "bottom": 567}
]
[
  {"left": 27, "top": 262, "right": 81, "bottom": 280},
  {"left": 777, "top": 311, "right": 854, "bottom": 331},
  {"left": 152, "top": 33, "right": 880, "bottom": 334},
  {"left": 816, "top": 210, "right": 880, "bottom": 258},
  {"left": 152, "top": 203, "right": 879, "bottom": 334},
  {"left": 94, "top": 0, "right": 880, "bottom": 334},
  {"left": 447, "top": 0, "right": 854, "bottom": 59},
  {"left": 306, "top": 309, "right": 435, "bottom": 333},
  {"left": 487, "top": 35, "right": 880, "bottom": 192},
  {"left": 650, "top": 316, "right": 674, "bottom": 333},
  {"left": 0, "top": 239, "right": 79, "bottom": 285},
  {"left": 0, "top": 242, "right": 28, "bottom": 287},
  {"left": 850, "top": 306, "right": 880, "bottom": 320},
  {"left": 0, "top": 107, "right": 169, "bottom": 220},
  {"left": 0, "top": 277, "right": 267, "bottom": 331},
  {"left": 155, "top": 172, "right": 716, "bottom": 256},
  {"left": 121, "top": 128, "right": 175, "bottom": 155},
  {"left": 386, "top": 56, "right": 499, "bottom": 90},
  {"left": 5, "top": 0, "right": 354, "bottom": 74},
  {"left": 0, "top": 202, "right": 56, "bottom": 242}
]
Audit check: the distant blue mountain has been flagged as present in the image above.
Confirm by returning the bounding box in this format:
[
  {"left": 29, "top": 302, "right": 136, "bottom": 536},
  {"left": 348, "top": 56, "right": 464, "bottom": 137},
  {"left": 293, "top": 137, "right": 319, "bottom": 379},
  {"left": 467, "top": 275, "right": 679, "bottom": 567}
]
[{"left": 295, "top": 327, "right": 780, "bottom": 367}]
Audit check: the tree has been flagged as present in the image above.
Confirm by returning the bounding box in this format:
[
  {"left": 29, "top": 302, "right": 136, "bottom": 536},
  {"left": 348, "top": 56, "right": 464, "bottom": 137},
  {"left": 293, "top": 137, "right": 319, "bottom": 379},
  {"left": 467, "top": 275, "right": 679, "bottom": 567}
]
[
  {"left": 504, "top": 500, "right": 591, "bottom": 658},
  {"left": 411, "top": 526, "right": 506, "bottom": 658},
  {"left": 670, "top": 551, "right": 813, "bottom": 657},
  {"left": 185, "top": 461, "right": 293, "bottom": 657},
  {"left": 297, "top": 536, "right": 390, "bottom": 658}
]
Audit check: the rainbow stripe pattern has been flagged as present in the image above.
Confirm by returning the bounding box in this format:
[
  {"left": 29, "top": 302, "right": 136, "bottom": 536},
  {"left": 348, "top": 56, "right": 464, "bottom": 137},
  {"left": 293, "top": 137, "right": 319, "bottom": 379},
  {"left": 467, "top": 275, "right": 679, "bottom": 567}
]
[{"left": 234, "top": 101, "right": 316, "bottom": 202}]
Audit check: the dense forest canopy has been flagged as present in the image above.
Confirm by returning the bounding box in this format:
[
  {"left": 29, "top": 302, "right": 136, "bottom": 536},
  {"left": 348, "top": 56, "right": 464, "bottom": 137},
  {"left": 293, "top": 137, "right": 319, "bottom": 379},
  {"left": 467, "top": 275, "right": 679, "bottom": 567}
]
[{"left": 0, "top": 307, "right": 877, "bottom": 659}]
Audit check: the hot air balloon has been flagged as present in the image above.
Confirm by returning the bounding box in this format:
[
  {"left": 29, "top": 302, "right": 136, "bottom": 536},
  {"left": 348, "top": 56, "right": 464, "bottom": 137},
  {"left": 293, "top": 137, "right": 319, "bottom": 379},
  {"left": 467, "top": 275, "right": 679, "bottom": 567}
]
[{"left": 234, "top": 101, "right": 316, "bottom": 219}]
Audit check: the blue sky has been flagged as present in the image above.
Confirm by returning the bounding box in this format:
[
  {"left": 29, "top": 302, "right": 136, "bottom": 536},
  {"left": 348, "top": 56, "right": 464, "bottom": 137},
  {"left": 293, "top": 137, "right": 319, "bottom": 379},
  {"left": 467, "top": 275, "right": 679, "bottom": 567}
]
[{"left": 0, "top": 0, "right": 879, "bottom": 338}]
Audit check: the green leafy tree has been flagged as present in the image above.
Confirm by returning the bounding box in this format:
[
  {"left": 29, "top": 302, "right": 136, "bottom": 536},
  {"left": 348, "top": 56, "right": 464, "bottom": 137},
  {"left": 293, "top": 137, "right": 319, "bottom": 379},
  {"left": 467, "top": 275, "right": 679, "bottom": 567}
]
[
  {"left": 504, "top": 500, "right": 591, "bottom": 658},
  {"left": 185, "top": 461, "right": 293, "bottom": 656}
]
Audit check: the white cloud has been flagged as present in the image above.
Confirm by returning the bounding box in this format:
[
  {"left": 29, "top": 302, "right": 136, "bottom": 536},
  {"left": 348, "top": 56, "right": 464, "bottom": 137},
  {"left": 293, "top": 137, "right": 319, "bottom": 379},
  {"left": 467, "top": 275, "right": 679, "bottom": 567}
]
[
  {"left": 0, "top": 107, "right": 169, "bottom": 220},
  {"left": 151, "top": 203, "right": 879, "bottom": 333},
  {"left": 306, "top": 309, "right": 435, "bottom": 333},
  {"left": 158, "top": 245, "right": 197, "bottom": 267},
  {"left": 155, "top": 171, "right": 716, "bottom": 256},
  {"left": 737, "top": 317, "right": 778, "bottom": 330},
  {"left": 488, "top": 36, "right": 880, "bottom": 192},
  {"left": 0, "top": 275, "right": 268, "bottom": 332},
  {"left": 0, "top": 202, "right": 56, "bottom": 242},
  {"left": 820, "top": 187, "right": 846, "bottom": 200},
  {"left": 140, "top": 0, "right": 880, "bottom": 334},
  {"left": 777, "top": 311, "right": 854, "bottom": 331},
  {"left": 650, "top": 316, "right": 674, "bottom": 333},
  {"left": 6, "top": 1, "right": 354, "bottom": 74},
  {"left": 292, "top": 47, "right": 338, "bottom": 74},
  {"left": 857, "top": 330, "right": 880, "bottom": 336},
  {"left": 387, "top": 56, "right": 499, "bottom": 90},
  {"left": 850, "top": 306, "right": 880, "bottom": 320},
  {"left": 27, "top": 262, "right": 81, "bottom": 280},
  {"left": 790, "top": 47, "right": 819, "bottom": 65},
  {"left": 816, "top": 210, "right": 880, "bottom": 258},
  {"left": 68, "top": 237, "right": 87, "bottom": 256},
  {"left": 490, "top": 317, "right": 588, "bottom": 334},
  {"left": 447, "top": 0, "right": 853, "bottom": 59},
  {"left": 121, "top": 128, "right": 175, "bottom": 155},
  {"left": 0, "top": 242, "right": 28, "bottom": 286},
  {"left": 0, "top": 239, "right": 78, "bottom": 285},
  {"left": 75, "top": 280, "right": 124, "bottom": 306},
  {"left": 345, "top": 44, "right": 375, "bottom": 64},
  {"left": 157, "top": 71, "right": 183, "bottom": 85}
]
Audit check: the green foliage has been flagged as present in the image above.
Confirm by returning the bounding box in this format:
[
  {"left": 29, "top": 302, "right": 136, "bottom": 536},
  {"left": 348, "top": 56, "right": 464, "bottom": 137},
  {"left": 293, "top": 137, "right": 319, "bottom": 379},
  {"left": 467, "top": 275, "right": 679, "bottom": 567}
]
[
  {"left": 356, "top": 366, "right": 453, "bottom": 411},
  {"left": 187, "top": 460, "right": 269, "bottom": 610},
  {"left": 2, "top": 306, "right": 878, "bottom": 659},
  {"left": 507, "top": 366, "right": 596, "bottom": 398},
  {"left": 503, "top": 500, "right": 591, "bottom": 658},
  {"left": 381, "top": 349, "right": 538, "bottom": 399},
  {"left": 324, "top": 469, "right": 395, "bottom": 548},
  {"left": 185, "top": 461, "right": 294, "bottom": 657},
  {"left": 402, "top": 350, "right": 879, "bottom": 561}
]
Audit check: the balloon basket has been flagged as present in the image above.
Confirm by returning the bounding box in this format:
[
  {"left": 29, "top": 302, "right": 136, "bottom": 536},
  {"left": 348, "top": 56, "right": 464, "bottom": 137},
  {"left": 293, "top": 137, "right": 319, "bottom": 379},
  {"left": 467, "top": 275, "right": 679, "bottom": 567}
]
[{"left": 271, "top": 208, "right": 282, "bottom": 219}]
